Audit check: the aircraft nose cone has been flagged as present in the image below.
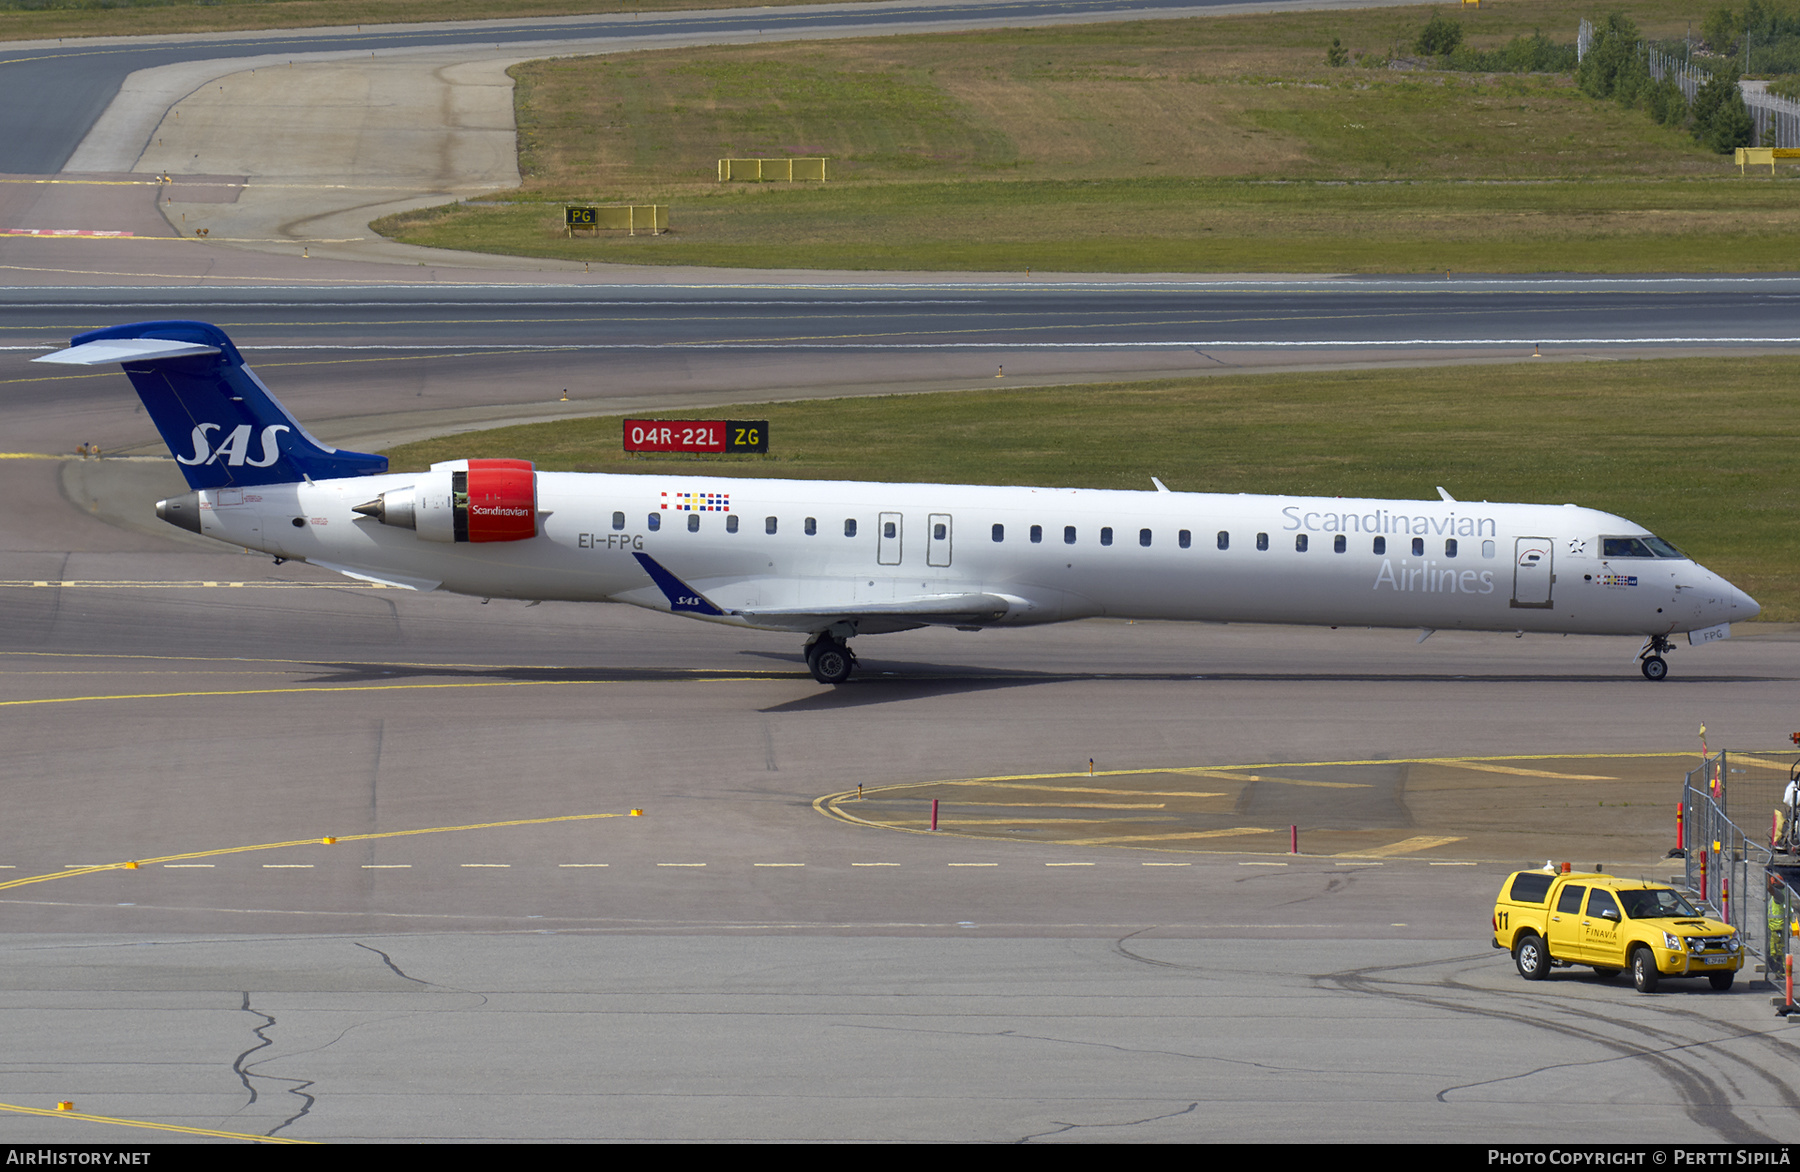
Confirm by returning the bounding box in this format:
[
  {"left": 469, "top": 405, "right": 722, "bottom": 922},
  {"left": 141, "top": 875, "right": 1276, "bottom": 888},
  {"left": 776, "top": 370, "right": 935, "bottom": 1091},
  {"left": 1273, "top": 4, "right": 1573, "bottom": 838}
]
[{"left": 1731, "top": 582, "right": 1761, "bottom": 621}]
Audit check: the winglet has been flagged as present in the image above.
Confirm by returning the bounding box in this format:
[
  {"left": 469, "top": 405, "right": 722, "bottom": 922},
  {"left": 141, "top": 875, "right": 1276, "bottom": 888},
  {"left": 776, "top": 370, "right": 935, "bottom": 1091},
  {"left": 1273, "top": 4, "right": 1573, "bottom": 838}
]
[{"left": 632, "top": 553, "right": 726, "bottom": 615}]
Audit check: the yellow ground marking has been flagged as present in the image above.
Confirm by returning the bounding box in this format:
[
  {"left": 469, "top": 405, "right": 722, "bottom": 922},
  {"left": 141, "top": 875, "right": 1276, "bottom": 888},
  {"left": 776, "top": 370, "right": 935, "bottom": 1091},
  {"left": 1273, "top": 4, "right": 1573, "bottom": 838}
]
[
  {"left": 1723, "top": 754, "right": 1796, "bottom": 771},
  {"left": 0, "top": 812, "right": 622, "bottom": 892},
  {"left": 0, "top": 1099, "right": 313, "bottom": 1144},
  {"left": 1335, "top": 836, "right": 1467, "bottom": 859},
  {"left": 1433, "top": 761, "right": 1617, "bottom": 780},
  {"left": 0, "top": 674, "right": 781, "bottom": 710},
  {"left": 0, "top": 453, "right": 62, "bottom": 459},
  {"left": 930, "top": 801, "right": 1169, "bottom": 809},
  {"left": 936, "top": 780, "right": 1222, "bottom": 798},
  {"left": 1058, "top": 828, "right": 1276, "bottom": 847},
  {"left": 887, "top": 818, "right": 1170, "bottom": 827},
  {"left": 817, "top": 751, "right": 1773, "bottom": 856},
  {"left": 1171, "top": 767, "right": 1370, "bottom": 790},
  {"left": 0, "top": 649, "right": 760, "bottom": 672}
]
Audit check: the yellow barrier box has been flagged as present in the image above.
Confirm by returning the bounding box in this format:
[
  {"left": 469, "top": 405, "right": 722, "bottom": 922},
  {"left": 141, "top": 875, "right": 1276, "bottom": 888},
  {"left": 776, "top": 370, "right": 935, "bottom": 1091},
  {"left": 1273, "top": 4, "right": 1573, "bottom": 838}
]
[
  {"left": 718, "top": 158, "right": 828, "bottom": 182},
  {"left": 565, "top": 205, "right": 667, "bottom": 235}
]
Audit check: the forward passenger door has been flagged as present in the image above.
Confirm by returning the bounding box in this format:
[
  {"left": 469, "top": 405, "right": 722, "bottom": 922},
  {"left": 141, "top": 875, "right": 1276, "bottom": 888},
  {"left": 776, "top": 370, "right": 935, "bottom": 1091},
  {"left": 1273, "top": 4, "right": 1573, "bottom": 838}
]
[{"left": 1512, "top": 537, "right": 1553, "bottom": 608}]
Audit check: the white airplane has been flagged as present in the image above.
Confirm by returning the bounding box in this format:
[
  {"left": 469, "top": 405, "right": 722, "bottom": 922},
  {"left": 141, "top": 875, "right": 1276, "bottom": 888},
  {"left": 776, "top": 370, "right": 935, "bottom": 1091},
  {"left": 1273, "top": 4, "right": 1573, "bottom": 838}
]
[{"left": 39, "top": 321, "right": 1759, "bottom": 684}]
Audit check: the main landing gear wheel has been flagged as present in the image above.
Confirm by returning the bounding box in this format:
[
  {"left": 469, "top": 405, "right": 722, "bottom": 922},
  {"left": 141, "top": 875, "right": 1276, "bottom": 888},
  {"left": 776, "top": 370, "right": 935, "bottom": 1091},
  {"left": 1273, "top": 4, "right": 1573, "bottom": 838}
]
[{"left": 806, "top": 640, "right": 855, "bottom": 685}]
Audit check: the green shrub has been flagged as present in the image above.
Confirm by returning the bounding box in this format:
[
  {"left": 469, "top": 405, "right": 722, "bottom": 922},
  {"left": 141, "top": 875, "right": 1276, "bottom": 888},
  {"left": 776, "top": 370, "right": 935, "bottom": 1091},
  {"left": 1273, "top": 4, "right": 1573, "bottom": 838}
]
[{"left": 1414, "top": 10, "right": 1464, "bottom": 57}]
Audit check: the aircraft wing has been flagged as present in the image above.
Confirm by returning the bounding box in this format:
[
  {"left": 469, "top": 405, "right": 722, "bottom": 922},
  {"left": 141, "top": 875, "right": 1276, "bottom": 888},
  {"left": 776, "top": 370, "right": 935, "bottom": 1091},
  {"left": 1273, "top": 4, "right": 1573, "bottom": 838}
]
[
  {"left": 632, "top": 553, "right": 1016, "bottom": 631},
  {"left": 735, "top": 593, "right": 1014, "bottom": 629}
]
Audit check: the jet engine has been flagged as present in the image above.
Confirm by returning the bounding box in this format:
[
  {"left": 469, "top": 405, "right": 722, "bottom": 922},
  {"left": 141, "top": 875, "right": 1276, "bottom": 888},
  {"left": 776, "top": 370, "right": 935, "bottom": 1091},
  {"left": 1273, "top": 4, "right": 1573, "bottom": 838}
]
[{"left": 354, "top": 459, "right": 537, "bottom": 543}]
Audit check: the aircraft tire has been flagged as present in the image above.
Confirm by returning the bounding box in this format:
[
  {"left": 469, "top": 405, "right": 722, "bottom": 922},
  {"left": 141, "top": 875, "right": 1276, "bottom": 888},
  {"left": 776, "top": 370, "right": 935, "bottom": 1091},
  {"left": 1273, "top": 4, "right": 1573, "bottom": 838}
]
[
  {"left": 1641, "top": 656, "right": 1668, "bottom": 681},
  {"left": 808, "top": 642, "right": 854, "bottom": 685}
]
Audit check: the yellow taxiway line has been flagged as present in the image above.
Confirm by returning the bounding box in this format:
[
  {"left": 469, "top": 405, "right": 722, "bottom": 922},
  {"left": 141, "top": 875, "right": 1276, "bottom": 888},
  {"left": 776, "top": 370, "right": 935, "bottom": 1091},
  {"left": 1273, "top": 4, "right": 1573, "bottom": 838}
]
[{"left": 0, "top": 1100, "right": 315, "bottom": 1144}]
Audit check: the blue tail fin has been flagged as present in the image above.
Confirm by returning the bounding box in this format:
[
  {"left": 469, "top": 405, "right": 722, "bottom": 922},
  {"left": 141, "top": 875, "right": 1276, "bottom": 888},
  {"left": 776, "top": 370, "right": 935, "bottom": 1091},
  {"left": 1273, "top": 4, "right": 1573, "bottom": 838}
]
[{"left": 34, "top": 320, "right": 387, "bottom": 489}]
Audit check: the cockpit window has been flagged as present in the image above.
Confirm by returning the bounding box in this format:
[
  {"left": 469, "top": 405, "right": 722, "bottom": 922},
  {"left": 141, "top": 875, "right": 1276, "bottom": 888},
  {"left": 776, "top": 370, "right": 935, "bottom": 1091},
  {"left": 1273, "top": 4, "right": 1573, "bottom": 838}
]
[{"left": 1602, "top": 535, "right": 1685, "bottom": 560}]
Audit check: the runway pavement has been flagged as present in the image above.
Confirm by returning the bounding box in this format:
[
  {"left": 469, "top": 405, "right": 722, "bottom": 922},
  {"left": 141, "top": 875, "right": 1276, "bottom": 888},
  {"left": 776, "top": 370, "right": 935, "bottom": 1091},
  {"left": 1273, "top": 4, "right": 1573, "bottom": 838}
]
[
  {"left": 4, "top": 313, "right": 1799, "bottom": 1142},
  {"left": 2, "top": 2, "right": 1798, "bottom": 1146}
]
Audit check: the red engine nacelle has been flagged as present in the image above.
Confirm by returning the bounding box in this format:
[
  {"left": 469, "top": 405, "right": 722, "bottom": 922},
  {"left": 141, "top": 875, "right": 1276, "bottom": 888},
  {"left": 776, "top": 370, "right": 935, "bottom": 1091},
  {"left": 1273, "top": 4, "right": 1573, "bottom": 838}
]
[
  {"left": 352, "top": 458, "right": 539, "bottom": 543},
  {"left": 458, "top": 458, "right": 536, "bottom": 543}
]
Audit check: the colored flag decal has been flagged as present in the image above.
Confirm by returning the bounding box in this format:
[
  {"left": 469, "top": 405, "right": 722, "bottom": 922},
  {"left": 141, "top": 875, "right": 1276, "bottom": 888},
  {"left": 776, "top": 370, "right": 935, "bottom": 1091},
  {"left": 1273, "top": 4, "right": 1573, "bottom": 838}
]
[
  {"left": 661, "top": 491, "right": 729, "bottom": 512},
  {"left": 1599, "top": 575, "right": 1638, "bottom": 587}
]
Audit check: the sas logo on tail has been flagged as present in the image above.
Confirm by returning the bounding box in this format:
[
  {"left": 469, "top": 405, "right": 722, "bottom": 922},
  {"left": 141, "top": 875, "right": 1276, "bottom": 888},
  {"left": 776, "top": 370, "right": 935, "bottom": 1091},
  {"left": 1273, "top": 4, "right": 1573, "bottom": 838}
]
[{"left": 176, "top": 423, "right": 290, "bottom": 468}]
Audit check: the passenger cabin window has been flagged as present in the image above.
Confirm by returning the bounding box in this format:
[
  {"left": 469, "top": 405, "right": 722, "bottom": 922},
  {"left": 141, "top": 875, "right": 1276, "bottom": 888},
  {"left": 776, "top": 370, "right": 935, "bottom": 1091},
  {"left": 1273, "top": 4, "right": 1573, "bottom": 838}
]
[
  {"left": 765, "top": 516, "right": 778, "bottom": 535},
  {"left": 1295, "top": 534, "right": 1308, "bottom": 553},
  {"left": 647, "top": 513, "right": 661, "bottom": 531},
  {"left": 933, "top": 522, "right": 947, "bottom": 540},
  {"left": 612, "top": 511, "right": 625, "bottom": 531},
  {"left": 1139, "top": 528, "right": 1152, "bottom": 548},
  {"left": 805, "top": 517, "right": 817, "bottom": 536},
  {"left": 1178, "top": 530, "right": 1191, "bottom": 549},
  {"left": 1334, "top": 535, "right": 1346, "bottom": 554},
  {"left": 1064, "top": 526, "right": 1077, "bottom": 545},
  {"left": 992, "top": 523, "right": 1004, "bottom": 543},
  {"left": 1100, "top": 527, "right": 1113, "bottom": 547},
  {"left": 883, "top": 520, "right": 897, "bottom": 539},
  {"left": 726, "top": 514, "right": 739, "bottom": 534},
  {"left": 844, "top": 519, "right": 857, "bottom": 538},
  {"left": 1373, "top": 536, "right": 1386, "bottom": 555},
  {"left": 1030, "top": 525, "right": 1043, "bottom": 544},
  {"left": 1217, "top": 531, "right": 1229, "bottom": 551},
  {"left": 687, "top": 514, "right": 700, "bottom": 533},
  {"left": 1256, "top": 532, "right": 1269, "bottom": 551},
  {"left": 1482, "top": 540, "right": 1495, "bottom": 558},
  {"left": 1445, "top": 538, "right": 1457, "bottom": 558},
  {"left": 1411, "top": 537, "right": 1424, "bottom": 557}
]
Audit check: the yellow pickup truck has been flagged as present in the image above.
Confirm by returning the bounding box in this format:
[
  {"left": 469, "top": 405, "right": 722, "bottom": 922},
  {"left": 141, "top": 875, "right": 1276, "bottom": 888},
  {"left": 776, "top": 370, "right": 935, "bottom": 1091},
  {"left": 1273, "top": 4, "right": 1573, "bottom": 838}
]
[{"left": 1492, "top": 869, "right": 1743, "bottom": 992}]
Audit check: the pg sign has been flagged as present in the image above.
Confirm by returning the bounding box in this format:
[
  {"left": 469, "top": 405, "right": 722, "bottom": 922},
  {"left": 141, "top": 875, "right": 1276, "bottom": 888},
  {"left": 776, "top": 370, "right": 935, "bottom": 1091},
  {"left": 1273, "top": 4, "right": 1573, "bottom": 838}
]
[
  {"left": 566, "top": 206, "right": 599, "bottom": 229},
  {"left": 624, "top": 420, "right": 769, "bottom": 454}
]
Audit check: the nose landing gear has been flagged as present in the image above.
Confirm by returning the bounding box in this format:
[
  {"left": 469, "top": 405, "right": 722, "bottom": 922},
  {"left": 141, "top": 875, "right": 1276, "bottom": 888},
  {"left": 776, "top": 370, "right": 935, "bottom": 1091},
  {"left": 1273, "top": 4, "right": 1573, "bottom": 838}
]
[
  {"left": 1638, "top": 634, "right": 1674, "bottom": 681},
  {"left": 805, "top": 636, "right": 856, "bottom": 684}
]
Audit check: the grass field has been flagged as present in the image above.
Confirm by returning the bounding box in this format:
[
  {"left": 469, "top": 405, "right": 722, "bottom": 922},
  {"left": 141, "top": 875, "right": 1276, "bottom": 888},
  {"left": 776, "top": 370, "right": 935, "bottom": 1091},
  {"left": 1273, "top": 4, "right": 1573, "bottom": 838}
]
[
  {"left": 381, "top": 357, "right": 1800, "bottom": 621},
  {"left": 373, "top": 3, "right": 1800, "bottom": 272}
]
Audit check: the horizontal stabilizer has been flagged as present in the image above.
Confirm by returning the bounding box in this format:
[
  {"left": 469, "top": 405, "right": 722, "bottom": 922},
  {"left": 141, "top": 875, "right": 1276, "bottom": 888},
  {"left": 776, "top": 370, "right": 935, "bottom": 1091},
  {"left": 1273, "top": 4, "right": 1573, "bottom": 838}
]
[
  {"left": 35, "top": 338, "right": 221, "bottom": 365},
  {"left": 33, "top": 320, "right": 387, "bottom": 491}
]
